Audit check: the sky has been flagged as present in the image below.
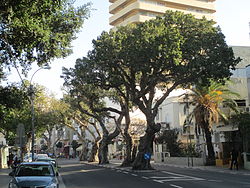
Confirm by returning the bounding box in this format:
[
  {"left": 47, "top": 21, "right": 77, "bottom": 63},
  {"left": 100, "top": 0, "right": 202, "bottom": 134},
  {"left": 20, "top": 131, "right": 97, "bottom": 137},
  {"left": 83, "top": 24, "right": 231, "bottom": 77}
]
[{"left": 6, "top": 0, "right": 250, "bottom": 98}]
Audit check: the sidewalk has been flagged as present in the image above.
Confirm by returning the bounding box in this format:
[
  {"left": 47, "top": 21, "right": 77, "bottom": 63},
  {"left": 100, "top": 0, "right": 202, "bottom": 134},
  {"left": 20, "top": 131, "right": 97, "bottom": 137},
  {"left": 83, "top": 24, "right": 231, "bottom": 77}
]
[
  {"left": 0, "top": 168, "right": 11, "bottom": 187},
  {"left": 84, "top": 159, "right": 250, "bottom": 176}
]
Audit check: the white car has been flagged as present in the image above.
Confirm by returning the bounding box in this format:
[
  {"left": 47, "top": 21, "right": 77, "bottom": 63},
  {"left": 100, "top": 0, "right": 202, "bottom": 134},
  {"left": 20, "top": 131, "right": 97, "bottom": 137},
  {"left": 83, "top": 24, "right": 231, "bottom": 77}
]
[
  {"left": 23, "top": 153, "right": 37, "bottom": 162},
  {"left": 36, "top": 154, "right": 49, "bottom": 160}
]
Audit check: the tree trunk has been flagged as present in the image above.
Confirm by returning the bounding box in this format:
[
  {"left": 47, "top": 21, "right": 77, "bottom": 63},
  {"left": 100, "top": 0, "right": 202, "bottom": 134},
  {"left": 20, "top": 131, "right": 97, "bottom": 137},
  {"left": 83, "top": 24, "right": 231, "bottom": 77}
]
[
  {"left": 121, "top": 133, "right": 132, "bottom": 167},
  {"left": 88, "top": 137, "right": 100, "bottom": 162},
  {"left": 79, "top": 141, "right": 88, "bottom": 161},
  {"left": 131, "top": 145, "right": 138, "bottom": 163},
  {"left": 132, "top": 123, "right": 161, "bottom": 170},
  {"left": 98, "top": 125, "right": 120, "bottom": 164},
  {"left": 98, "top": 135, "right": 109, "bottom": 164},
  {"left": 204, "top": 124, "right": 215, "bottom": 165}
]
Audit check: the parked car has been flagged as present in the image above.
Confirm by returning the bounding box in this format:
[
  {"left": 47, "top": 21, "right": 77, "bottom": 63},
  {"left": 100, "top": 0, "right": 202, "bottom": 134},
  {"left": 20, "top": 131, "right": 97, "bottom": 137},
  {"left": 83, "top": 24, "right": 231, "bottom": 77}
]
[
  {"left": 36, "top": 157, "right": 60, "bottom": 173},
  {"left": 9, "top": 161, "right": 59, "bottom": 188}
]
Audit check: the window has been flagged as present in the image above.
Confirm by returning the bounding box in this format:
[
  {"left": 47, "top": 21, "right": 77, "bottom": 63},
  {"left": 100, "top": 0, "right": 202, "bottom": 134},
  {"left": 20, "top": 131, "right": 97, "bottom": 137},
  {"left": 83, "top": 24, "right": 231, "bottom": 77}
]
[
  {"left": 235, "top": 100, "right": 246, "bottom": 107},
  {"left": 16, "top": 165, "right": 54, "bottom": 177}
]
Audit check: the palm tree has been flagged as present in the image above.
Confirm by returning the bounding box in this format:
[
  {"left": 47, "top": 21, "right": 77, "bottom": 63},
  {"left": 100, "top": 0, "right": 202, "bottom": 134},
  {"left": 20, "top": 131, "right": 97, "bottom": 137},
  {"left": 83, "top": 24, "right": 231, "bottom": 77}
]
[{"left": 187, "top": 81, "right": 239, "bottom": 165}]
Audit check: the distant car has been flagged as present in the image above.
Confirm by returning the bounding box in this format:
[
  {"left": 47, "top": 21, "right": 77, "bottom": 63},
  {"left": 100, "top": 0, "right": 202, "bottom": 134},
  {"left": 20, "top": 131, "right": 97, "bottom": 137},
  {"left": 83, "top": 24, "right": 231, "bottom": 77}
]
[
  {"left": 36, "top": 153, "right": 49, "bottom": 159},
  {"left": 23, "top": 153, "right": 37, "bottom": 162},
  {"left": 36, "top": 157, "right": 60, "bottom": 173},
  {"left": 9, "top": 161, "right": 59, "bottom": 188}
]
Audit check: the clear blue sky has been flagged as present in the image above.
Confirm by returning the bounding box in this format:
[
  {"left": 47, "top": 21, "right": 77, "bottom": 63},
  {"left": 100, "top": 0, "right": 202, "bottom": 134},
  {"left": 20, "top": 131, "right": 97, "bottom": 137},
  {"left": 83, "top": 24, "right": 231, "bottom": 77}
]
[{"left": 6, "top": 0, "right": 250, "bottom": 98}]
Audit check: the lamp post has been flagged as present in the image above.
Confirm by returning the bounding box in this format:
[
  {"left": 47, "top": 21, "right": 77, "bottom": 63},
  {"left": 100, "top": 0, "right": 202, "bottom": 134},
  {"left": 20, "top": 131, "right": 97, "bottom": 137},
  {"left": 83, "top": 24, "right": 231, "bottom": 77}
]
[
  {"left": 29, "top": 66, "right": 50, "bottom": 161},
  {"left": 184, "top": 93, "right": 193, "bottom": 167}
]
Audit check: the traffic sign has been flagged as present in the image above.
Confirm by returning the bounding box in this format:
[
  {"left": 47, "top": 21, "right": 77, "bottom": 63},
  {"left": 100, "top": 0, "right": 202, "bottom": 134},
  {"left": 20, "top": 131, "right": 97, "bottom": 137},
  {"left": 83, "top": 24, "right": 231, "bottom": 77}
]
[{"left": 144, "top": 152, "right": 151, "bottom": 160}]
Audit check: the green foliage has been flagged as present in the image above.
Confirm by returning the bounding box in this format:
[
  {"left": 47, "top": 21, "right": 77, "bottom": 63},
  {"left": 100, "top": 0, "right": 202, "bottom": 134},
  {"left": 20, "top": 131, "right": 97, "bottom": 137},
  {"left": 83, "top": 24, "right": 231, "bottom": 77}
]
[
  {"left": 191, "top": 80, "right": 240, "bottom": 128},
  {"left": 155, "top": 129, "right": 183, "bottom": 157},
  {"left": 79, "top": 11, "right": 240, "bottom": 128},
  {"left": 0, "top": 84, "right": 29, "bottom": 144},
  {"left": 182, "top": 143, "right": 202, "bottom": 158},
  {"left": 0, "top": 0, "right": 90, "bottom": 75},
  {"left": 231, "top": 112, "right": 250, "bottom": 152},
  {"left": 0, "top": 82, "right": 66, "bottom": 145}
]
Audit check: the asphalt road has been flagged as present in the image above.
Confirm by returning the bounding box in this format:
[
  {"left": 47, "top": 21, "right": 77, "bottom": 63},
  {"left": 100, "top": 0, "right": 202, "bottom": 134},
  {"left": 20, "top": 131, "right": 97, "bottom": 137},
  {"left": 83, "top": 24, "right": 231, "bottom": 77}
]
[
  {"left": 58, "top": 160, "right": 250, "bottom": 188},
  {"left": 1, "top": 159, "right": 249, "bottom": 188}
]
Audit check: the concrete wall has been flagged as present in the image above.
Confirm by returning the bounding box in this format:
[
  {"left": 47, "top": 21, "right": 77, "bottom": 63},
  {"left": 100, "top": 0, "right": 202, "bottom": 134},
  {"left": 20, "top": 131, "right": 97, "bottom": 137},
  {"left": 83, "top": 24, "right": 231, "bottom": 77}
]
[
  {"left": 110, "top": 0, "right": 216, "bottom": 27},
  {"left": 154, "top": 152, "right": 204, "bottom": 166},
  {"left": 243, "top": 152, "right": 250, "bottom": 170}
]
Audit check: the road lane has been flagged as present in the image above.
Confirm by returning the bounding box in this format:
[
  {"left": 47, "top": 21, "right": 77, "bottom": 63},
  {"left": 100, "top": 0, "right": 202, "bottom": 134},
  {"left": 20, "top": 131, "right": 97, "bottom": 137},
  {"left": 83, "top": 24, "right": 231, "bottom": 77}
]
[{"left": 58, "top": 159, "right": 250, "bottom": 188}]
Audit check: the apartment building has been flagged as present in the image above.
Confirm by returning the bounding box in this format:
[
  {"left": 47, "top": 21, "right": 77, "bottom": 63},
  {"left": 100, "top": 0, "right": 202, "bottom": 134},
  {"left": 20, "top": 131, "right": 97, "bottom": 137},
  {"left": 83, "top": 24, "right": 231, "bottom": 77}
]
[{"left": 109, "top": 0, "right": 216, "bottom": 28}]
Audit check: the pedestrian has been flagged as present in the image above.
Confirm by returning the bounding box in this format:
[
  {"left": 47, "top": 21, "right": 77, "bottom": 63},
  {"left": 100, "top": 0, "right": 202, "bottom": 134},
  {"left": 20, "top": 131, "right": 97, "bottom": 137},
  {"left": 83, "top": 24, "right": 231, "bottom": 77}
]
[
  {"left": 8, "top": 152, "right": 14, "bottom": 169},
  {"left": 230, "top": 148, "right": 239, "bottom": 170}
]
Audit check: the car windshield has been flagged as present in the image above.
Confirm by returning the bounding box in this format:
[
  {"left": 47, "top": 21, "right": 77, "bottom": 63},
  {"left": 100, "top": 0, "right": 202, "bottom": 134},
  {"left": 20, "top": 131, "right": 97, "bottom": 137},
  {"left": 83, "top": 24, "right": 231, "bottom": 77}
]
[{"left": 16, "top": 164, "right": 55, "bottom": 177}]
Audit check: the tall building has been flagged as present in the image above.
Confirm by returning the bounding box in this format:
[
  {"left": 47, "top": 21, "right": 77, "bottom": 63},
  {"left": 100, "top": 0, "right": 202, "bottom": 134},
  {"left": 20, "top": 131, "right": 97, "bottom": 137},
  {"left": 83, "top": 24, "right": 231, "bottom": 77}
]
[{"left": 109, "top": 0, "right": 216, "bottom": 28}]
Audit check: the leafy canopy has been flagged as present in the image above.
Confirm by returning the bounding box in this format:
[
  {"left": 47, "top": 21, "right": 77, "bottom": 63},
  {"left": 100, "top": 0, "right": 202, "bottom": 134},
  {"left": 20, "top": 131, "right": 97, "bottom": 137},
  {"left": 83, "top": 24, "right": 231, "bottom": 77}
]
[
  {"left": 80, "top": 11, "right": 240, "bottom": 125},
  {"left": 0, "top": 0, "right": 90, "bottom": 74}
]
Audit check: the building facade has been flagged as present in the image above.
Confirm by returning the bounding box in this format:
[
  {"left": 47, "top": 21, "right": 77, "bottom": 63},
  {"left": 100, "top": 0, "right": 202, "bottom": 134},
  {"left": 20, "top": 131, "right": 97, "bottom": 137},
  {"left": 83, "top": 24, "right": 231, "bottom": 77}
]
[{"left": 109, "top": 0, "right": 216, "bottom": 28}]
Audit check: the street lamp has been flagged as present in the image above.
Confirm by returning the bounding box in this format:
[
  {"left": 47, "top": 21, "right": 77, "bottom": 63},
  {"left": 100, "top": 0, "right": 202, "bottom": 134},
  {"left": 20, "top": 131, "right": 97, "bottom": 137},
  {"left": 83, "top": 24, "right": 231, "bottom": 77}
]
[
  {"left": 183, "top": 93, "right": 193, "bottom": 167},
  {"left": 29, "top": 66, "right": 50, "bottom": 161}
]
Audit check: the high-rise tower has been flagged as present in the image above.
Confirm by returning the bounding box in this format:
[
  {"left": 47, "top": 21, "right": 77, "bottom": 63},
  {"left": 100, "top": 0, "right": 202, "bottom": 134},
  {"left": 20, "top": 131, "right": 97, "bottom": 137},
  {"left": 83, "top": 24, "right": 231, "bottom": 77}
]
[{"left": 109, "top": 0, "right": 216, "bottom": 28}]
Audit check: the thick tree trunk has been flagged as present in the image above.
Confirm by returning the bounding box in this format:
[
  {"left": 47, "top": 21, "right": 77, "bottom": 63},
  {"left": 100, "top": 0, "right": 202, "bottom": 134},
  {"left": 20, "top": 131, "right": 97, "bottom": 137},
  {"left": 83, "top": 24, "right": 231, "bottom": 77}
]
[
  {"left": 98, "top": 135, "right": 109, "bottom": 164},
  {"left": 204, "top": 124, "right": 215, "bottom": 165},
  {"left": 121, "top": 133, "right": 132, "bottom": 167},
  {"left": 98, "top": 125, "right": 120, "bottom": 164},
  {"left": 132, "top": 123, "right": 161, "bottom": 170},
  {"left": 88, "top": 138, "right": 100, "bottom": 162},
  {"left": 79, "top": 141, "right": 88, "bottom": 161}
]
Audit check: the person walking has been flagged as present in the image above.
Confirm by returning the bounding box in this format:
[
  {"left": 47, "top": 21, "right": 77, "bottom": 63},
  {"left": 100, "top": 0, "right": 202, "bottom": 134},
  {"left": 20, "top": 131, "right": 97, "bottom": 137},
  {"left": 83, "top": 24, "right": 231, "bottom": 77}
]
[
  {"left": 7, "top": 152, "right": 14, "bottom": 169},
  {"left": 230, "top": 148, "right": 239, "bottom": 170}
]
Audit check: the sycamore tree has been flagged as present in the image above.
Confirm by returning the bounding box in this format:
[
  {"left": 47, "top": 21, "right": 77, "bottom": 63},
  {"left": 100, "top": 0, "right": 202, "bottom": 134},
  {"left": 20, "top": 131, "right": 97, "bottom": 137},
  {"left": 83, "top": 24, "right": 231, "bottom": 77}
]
[
  {"left": 61, "top": 95, "right": 102, "bottom": 162},
  {"left": 0, "top": 0, "right": 90, "bottom": 76},
  {"left": 82, "top": 11, "right": 240, "bottom": 170},
  {"left": 62, "top": 58, "right": 135, "bottom": 166},
  {"left": 36, "top": 95, "right": 67, "bottom": 153},
  {"left": 62, "top": 70, "right": 124, "bottom": 164}
]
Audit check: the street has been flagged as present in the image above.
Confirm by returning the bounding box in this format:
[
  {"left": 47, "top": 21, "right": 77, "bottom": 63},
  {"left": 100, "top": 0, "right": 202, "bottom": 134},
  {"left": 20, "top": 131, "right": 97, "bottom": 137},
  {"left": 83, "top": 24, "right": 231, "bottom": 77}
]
[
  {"left": 58, "top": 159, "right": 250, "bottom": 188},
  {"left": 1, "top": 159, "right": 250, "bottom": 188}
]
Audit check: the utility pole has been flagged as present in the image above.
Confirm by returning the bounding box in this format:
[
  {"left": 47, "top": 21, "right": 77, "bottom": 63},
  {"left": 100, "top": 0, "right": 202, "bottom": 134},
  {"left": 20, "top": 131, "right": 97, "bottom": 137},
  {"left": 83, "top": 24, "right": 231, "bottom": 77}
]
[{"left": 29, "top": 66, "right": 50, "bottom": 161}]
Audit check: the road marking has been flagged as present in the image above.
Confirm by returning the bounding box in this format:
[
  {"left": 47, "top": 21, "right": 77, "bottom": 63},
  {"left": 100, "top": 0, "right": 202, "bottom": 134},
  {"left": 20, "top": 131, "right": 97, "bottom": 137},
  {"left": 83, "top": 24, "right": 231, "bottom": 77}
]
[
  {"left": 208, "top": 180, "right": 223, "bottom": 183},
  {"left": 131, "top": 173, "right": 138, "bottom": 177},
  {"left": 151, "top": 176, "right": 179, "bottom": 179},
  {"left": 153, "top": 180, "right": 164, "bottom": 184},
  {"left": 122, "top": 171, "right": 129, "bottom": 174},
  {"left": 159, "top": 178, "right": 202, "bottom": 182},
  {"left": 162, "top": 171, "right": 205, "bottom": 181},
  {"left": 142, "top": 176, "right": 149, "bottom": 179},
  {"left": 170, "top": 184, "right": 183, "bottom": 188}
]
